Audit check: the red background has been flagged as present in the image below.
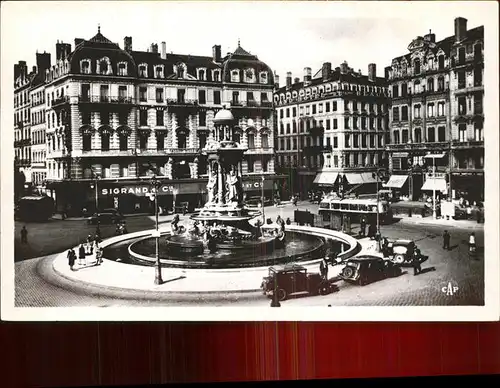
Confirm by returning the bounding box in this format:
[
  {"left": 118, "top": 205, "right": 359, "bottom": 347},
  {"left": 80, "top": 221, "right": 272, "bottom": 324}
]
[{"left": 2, "top": 322, "right": 499, "bottom": 386}]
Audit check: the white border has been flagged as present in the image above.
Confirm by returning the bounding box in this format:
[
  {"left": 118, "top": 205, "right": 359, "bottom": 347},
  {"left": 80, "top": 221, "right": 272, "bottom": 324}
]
[{"left": 1, "top": 1, "right": 499, "bottom": 321}]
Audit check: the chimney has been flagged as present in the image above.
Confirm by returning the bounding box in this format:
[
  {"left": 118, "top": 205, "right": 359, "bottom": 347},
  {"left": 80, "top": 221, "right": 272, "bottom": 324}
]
[
  {"left": 424, "top": 29, "right": 436, "bottom": 43},
  {"left": 18, "top": 61, "right": 27, "bottom": 78},
  {"left": 286, "top": 72, "right": 292, "bottom": 89},
  {"left": 322, "top": 62, "right": 332, "bottom": 82},
  {"left": 303, "top": 67, "right": 312, "bottom": 86},
  {"left": 124, "top": 36, "right": 132, "bottom": 51},
  {"left": 74, "top": 38, "right": 84, "bottom": 47},
  {"left": 150, "top": 43, "right": 158, "bottom": 53},
  {"left": 274, "top": 72, "right": 280, "bottom": 88},
  {"left": 384, "top": 66, "right": 391, "bottom": 80},
  {"left": 368, "top": 63, "right": 376, "bottom": 82},
  {"left": 340, "top": 61, "right": 348, "bottom": 74},
  {"left": 161, "top": 42, "right": 166, "bottom": 59},
  {"left": 14, "top": 64, "right": 21, "bottom": 80},
  {"left": 294, "top": 77, "right": 300, "bottom": 84},
  {"left": 36, "top": 52, "right": 51, "bottom": 73},
  {"left": 455, "top": 17, "right": 467, "bottom": 42},
  {"left": 56, "top": 42, "right": 71, "bottom": 61},
  {"left": 212, "top": 45, "right": 221, "bottom": 62}
]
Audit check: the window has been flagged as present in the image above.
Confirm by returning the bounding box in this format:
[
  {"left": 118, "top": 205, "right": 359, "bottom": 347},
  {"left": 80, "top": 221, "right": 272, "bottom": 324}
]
[
  {"left": 402, "top": 130, "right": 408, "bottom": 144},
  {"left": 139, "top": 110, "right": 148, "bottom": 126},
  {"left": 393, "top": 131, "right": 400, "bottom": 144},
  {"left": 332, "top": 101, "right": 337, "bottom": 111},
  {"left": 325, "top": 102, "right": 330, "bottom": 113},
  {"left": 232, "top": 91, "right": 239, "bottom": 104},
  {"left": 139, "top": 87, "right": 147, "bottom": 102},
  {"left": 100, "top": 85, "right": 109, "bottom": 102},
  {"left": 414, "top": 59, "right": 421, "bottom": 75},
  {"left": 361, "top": 135, "right": 367, "bottom": 148},
  {"left": 198, "top": 90, "right": 206, "bottom": 104},
  {"left": 213, "top": 70, "right": 220, "bottom": 82},
  {"left": 333, "top": 119, "right": 338, "bottom": 129},
  {"left": 119, "top": 111, "right": 128, "bottom": 125},
  {"left": 344, "top": 117, "right": 349, "bottom": 129},
  {"left": 474, "top": 67, "right": 482, "bottom": 87},
  {"left": 427, "top": 103, "right": 434, "bottom": 117},
  {"left": 177, "top": 131, "right": 187, "bottom": 149},
  {"left": 279, "top": 109, "right": 284, "bottom": 119},
  {"left": 199, "top": 132, "right": 207, "bottom": 149},
  {"left": 427, "top": 127, "right": 435, "bottom": 142},
  {"left": 427, "top": 78, "right": 434, "bottom": 92},
  {"left": 286, "top": 123, "right": 290, "bottom": 134},
  {"left": 286, "top": 108, "right": 290, "bottom": 117},
  {"left": 82, "top": 111, "right": 91, "bottom": 125},
  {"left": 437, "top": 102, "right": 445, "bottom": 116},
  {"left": 81, "top": 84, "right": 90, "bottom": 101},
  {"left": 82, "top": 133, "right": 92, "bottom": 151},
  {"left": 248, "top": 133, "right": 255, "bottom": 148},
  {"left": 474, "top": 94, "right": 483, "bottom": 114},
  {"left": 81, "top": 61, "right": 90, "bottom": 74},
  {"left": 292, "top": 121, "right": 297, "bottom": 133},
  {"left": 458, "top": 124, "right": 466, "bottom": 142},
  {"left": 139, "top": 65, "right": 147, "bottom": 77},
  {"left": 474, "top": 122, "right": 483, "bottom": 141},
  {"left": 101, "top": 133, "right": 110, "bottom": 151},
  {"left": 279, "top": 123, "right": 284, "bottom": 135},
  {"left": 118, "top": 63, "right": 127, "bottom": 76},
  {"left": 156, "top": 88, "right": 164, "bottom": 103},
  {"left": 139, "top": 133, "right": 148, "bottom": 149},
  {"left": 438, "top": 55, "right": 445, "bottom": 70},
  {"left": 353, "top": 117, "right": 358, "bottom": 130},
  {"left": 352, "top": 101, "right": 358, "bottom": 111},
  {"left": 100, "top": 111, "right": 109, "bottom": 125},
  {"left": 231, "top": 70, "right": 239, "bottom": 83},
  {"left": 118, "top": 86, "right": 127, "bottom": 102},
  {"left": 286, "top": 138, "right": 291, "bottom": 150},
  {"left": 312, "top": 105, "right": 316, "bottom": 114},
  {"left": 458, "top": 47, "right": 466, "bottom": 65},
  {"left": 414, "top": 128, "right": 422, "bottom": 143},
  {"left": 292, "top": 138, "right": 297, "bottom": 150},
  {"left": 199, "top": 111, "right": 206, "bottom": 126},
  {"left": 438, "top": 126, "right": 446, "bottom": 142},
  {"left": 156, "top": 110, "right": 164, "bottom": 126},
  {"left": 474, "top": 43, "right": 482, "bottom": 61},
  {"left": 156, "top": 132, "right": 165, "bottom": 150},
  {"left": 458, "top": 97, "right": 466, "bottom": 115},
  {"left": 119, "top": 134, "right": 128, "bottom": 151},
  {"left": 401, "top": 106, "right": 408, "bottom": 121},
  {"left": 280, "top": 139, "right": 285, "bottom": 150},
  {"left": 214, "top": 91, "right": 221, "bottom": 104},
  {"left": 414, "top": 105, "right": 421, "bottom": 118},
  {"left": 261, "top": 92, "right": 269, "bottom": 102},
  {"left": 401, "top": 83, "right": 408, "bottom": 97},
  {"left": 198, "top": 69, "right": 205, "bottom": 80},
  {"left": 392, "top": 107, "right": 400, "bottom": 121},
  {"left": 326, "top": 120, "right": 331, "bottom": 130},
  {"left": 345, "top": 134, "right": 350, "bottom": 147},
  {"left": 178, "top": 89, "right": 186, "bottom": 103},
  {"left": 344, "top": 100, "right": 349, "bottom": 111},
  {"left": 458, "top": 71, "right": 466, "bottom": 89},
  {"left": 333, "top": 136, "right": 338, "bottom": 148}
]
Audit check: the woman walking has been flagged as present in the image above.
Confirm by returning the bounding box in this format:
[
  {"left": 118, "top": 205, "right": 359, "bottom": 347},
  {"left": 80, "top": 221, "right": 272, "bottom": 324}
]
[{"left": 78, "top": 243, "right": 86, "bottom": 266}]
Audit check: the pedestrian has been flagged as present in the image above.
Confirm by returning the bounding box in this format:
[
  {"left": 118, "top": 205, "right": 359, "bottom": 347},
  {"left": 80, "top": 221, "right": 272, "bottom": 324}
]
[
  {"left": 443, "top": 230, "right": 451, "bottom": 250},
  {"left": 360, "top": 217, "right": 366, "bottom": 237},
  {"left": 86, "top": 234, "right": 93, "bottom": 254},
  {"left": 67, "top": 248, "right": 76, "bottom": 270},
  {"left": 20, "top": 226, "right": 28, "bottom": 244},
  {"left": 381, "top": 237, "right": 389, "bottom": 257},
  {"left": 468, "top": 232, "right": 477, "bottom": 259},
  {"left": 319, "top": 257, "right": 329, "bottom": 281},
  {"left": 78, "top": 244, "right": 86, "bottom": 266},
  {"left": 95, "top": 225, "right": 102, "bottom": 244},
  {"left": 95, "top": 245, "right": 103, "bottom": 265},
  {"left": 285, "top": 217, "right": 291, "bottom": 226},
  {"left": 412, "top": 251, "right": 421, "bottom": 276}
]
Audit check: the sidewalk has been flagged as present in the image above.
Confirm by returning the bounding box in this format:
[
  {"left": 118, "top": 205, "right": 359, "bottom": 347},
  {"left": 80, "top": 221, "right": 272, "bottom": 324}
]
[{"left": 396, "top": 216, "right": 484, "bottom": 230}]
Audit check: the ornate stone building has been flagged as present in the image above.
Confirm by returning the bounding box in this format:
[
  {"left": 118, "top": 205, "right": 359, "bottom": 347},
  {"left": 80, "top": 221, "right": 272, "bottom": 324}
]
[
  {"left": 385, "top": 17, "right": 484, "bottom": 201},
  {"left": 38, "top": 28, "right": 276, "bottom": 214},
  {"left": 274, "top": 61, "right": 390, "bottom": 197}
]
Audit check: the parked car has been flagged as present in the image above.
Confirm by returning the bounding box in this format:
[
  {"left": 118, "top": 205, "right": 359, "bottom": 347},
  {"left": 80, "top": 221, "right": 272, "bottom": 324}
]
[
  {"left": 261, "top": 263, "right": 338, "bottom": 301},
  {"left": 87, "top": 208, "right": 125, "bottom": 225},
  {"left": 339, "top": 255, "right": 402, "bottom": 286},
  {"left": 383, "top": 239, "right": 428, "bottom": 266}
]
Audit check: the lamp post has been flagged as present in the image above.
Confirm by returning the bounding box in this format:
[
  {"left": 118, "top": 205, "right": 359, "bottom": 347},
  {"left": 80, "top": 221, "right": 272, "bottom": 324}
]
[
  {"left": 261, "top": 175, "right": 265, "bottom": 224},
  {"left": 372, "top": 168, "right": 385, "bottom": 251},
  {"left": 150, "top": 175, "right": 163, "bottom": 285},
  {"left": 432, "top": 158, "right": 437, "bottom": 220},
  {"left": 90, "top": 171, "right": 100, "bottom": 227}
]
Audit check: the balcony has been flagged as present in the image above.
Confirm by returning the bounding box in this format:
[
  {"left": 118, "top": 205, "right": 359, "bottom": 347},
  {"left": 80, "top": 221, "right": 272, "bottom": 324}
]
[
  {"left": 451, "top": 140, "right": 484, "bottom": 149},
  {"left": 79, "top": 95, "right": 136, "bottom": 105},
  {"left": 49, "top": 149, "right": 69, "bottom": 159},
  {"left": 73, "top": 149, "right": 134, "bottom": 158},
  {"left": 244, "top": 147, "right": 274, "bottom": 155},
  {"left": 51, "top": 95, "right": 70, "bottom": 108},
  {"left": 387, "top": 141, "right": 449, "bottom": 151},
  {"left": 454, "top": 85, "right": 484, "bottom": 95},
  {"left": 14, "top": 139, "right": 31, "bottom": 147}
]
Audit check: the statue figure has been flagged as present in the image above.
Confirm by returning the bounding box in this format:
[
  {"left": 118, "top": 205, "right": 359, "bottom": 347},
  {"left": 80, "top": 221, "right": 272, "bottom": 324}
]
[
  {"left": 171, "top": 214, "right": 181, "bottom": 234},
  {"left": 227, "top": 168, "right": 243, "bottom": 205},
  {"left": 206, "top": 167, "right": 218, "bottom": 204},
  {"left": 276, "top": 215, "right": 286, "bottom": 233}
]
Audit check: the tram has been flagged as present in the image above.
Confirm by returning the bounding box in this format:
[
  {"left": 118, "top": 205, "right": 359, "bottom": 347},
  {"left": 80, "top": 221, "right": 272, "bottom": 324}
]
[{"left": 318, "top": 196, "right": 392, "bottom": 226}]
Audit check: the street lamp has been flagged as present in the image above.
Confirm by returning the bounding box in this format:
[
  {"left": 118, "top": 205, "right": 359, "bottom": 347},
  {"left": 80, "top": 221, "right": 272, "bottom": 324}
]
[
  {"left": 372, "top": 168, "right": 386, "bottom": 252},
  {"left": 261, "top": 175, "right": 265, "bottom": 224},
  {"left": 150, "top": 175, "right": 163, "bottom": 285},
  {"left": 90, "top": 171, "right": 100, "bottom": 229},
  {"left": 432, "top": 158, "right": 437, "bottom": 220}
]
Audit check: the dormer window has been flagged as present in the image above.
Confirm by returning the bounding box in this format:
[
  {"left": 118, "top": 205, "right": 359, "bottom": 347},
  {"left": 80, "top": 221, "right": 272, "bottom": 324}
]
[
  {"left": 231, "top": 70, "right": 240, "bottom": 83},
  {"left": 155, "top": 65, "right": 164, "bottom": 79},
  {"left": 259, "top": 71, "right": 268, "bottom": 84},
  {"left": 80, "top": 60, "right": 90, "bottom": 74},
  {"left": 244, "top": 68, "right": 255, "bottom": 83},
  {"left": 100, "top": 60, "right": 108, "bottom": 74},
  {"left": 198, "top": 69, "right": 206, "bottom": 80},
  {"left": 97, "top": 57, "right": 112, "bottom": 75},
  {"left": 212, "top": 70, "right": 220, "bottom": 82},
  {"left": 139, "top": 64, "right": 148, "bottom": 78},
  {"left": 118, "top": 62, "right": 127, "bottom": 76}
]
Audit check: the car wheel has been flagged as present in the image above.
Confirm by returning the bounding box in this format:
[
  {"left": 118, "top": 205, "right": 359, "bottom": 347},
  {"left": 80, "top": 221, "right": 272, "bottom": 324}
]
[
  {"left": 393, "top": 254, "right": 405, "bottom": 264},
  {"left": 342, "top": 267, "right": 355, "bottom": 278},
  {"left": 319, "top": 284, "right": 330, "bottom": 296},
  {"left": 277, "top": 289, "right": 287, "bottom": 301}
]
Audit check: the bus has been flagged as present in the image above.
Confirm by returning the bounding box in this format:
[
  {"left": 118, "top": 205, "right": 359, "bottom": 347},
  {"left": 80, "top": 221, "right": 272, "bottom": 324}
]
[{"left": 318, "top": 196, "right": 392, "bottom": 225}]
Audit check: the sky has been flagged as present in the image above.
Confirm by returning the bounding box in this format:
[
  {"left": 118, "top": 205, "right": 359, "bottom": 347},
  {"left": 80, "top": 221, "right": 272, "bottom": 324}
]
[{"left": 1, "top": 1, "right": 494, "bottom": 84}]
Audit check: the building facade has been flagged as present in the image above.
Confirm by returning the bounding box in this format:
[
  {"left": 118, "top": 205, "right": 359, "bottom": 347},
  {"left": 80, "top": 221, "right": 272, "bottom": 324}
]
[
  {"left": 385, "top": 17, "right": 484, "bottom": 202},
  {"left": 35, "top": 28, "right": 277, "bottom": 215},
  {"left": 274, "top": 61, "right": 390, "bottom": 198}
]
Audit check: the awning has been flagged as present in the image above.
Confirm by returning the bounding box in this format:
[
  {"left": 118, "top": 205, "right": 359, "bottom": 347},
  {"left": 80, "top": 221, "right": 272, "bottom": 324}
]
[
  {"left": 344, "top": 173, "right": 365, "bottom": 185},
  {"left": 313, "top": 172, "right": 338, "bottom": 186},
  {"left": 421, "top": 177, "right": 447, "bottom": 192},
  {"left": 384, "top": 175, "right": 409, "bottom": 189},
  {"left": 424, "top": 153, "right": 446, "bottom": 159},
  {"left": 360, "top": 172, "right": 377, "bottom": 183}
]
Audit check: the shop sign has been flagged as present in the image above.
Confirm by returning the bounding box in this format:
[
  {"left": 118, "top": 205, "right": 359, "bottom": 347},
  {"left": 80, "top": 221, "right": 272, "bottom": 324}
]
[
  {"left": 242, "top": 179, "right": 274, "bottom": 191},
  {"left": 101, "top": 185, "right": 176, "bottom": 196}
]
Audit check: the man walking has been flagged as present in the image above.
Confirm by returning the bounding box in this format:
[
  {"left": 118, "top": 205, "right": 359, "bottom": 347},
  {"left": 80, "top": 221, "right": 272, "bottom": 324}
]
[
  {"left": 319, "top": 257, "right": 329, "bottom": 281},
  {"left": 443, "top": 230, "right": 451, "bottom": 251},
  {"left": 468, "top": 232, "right": 477, "bottom": 259},
  {"left": 360, "top": 217, "right": 366, "bottom": 237},
  {"left": 78, "top": 243, "right": 86, "bottom": 266},
  {"left": 412, "top": 252, "right": 421, "bottom": 276},
  {"left": 67, "top": 248, "right": 76, "bottom": 271},
  {"left": 20, "top": 226, "right": 28, "bottom": 244}
]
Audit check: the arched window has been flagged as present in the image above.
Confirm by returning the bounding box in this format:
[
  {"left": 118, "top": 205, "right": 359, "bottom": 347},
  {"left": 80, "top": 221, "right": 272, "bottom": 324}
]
[
  {"left": 119, "top": 133, "right": 128, "bottom": 151},
  {"left": 393, "top": 130, "right": 400, "bottom": 144},
  {"left": 261, "top": 133, "right": 269, "bottom": 148},
  {"left": 437, "top": 76, "right": 444, "bottom": 91},
  {"left": 414, "top": 128, "right": 422, "bottom": 143},
  {"left": 247, "top": 130, "right": 255, "bottom": 149},
  {"left": 118, "top": 63, "right": 127, "bottom": 76},
  {"left": 427, "top": 78, "right": 434, "bottom": 92},
  {"left": 81, "top": 60, "right": 90, "bottom": 74},
  {"left": 231, "top": 70, "right": 240, "bottom": 83},
  {"left": 198, "top": 69, "right": 205, "bottom": 80},
  {"left": 177, "top": 128, "right": 188, "bottom": 149},
  {"left": 414, "top": 59, "right": 421, "bottom": 74},
  {"left": 82, "top": 133, "right": 92, "bottom": 151},
  {"left": 155, "top": 66, "right": 163, "bottom": 79},
  {"left": 177, "top": 65, "right": 184, "bottom": 78}
]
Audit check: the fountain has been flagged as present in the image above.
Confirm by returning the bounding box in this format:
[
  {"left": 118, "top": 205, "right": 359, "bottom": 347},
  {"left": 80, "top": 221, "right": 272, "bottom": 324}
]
[{"left": 102, "top": 107, "right": 360, "bottom": 269}]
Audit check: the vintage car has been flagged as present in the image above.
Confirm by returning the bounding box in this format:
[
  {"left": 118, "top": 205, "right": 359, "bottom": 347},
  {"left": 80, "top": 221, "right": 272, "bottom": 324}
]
[
  {"left": 87, "top": 208, "right": 125, "bottom": 225},
  {"left": 339, "top": 255, "right": 403, "bottom": 286},
  {"left": 383, "top": 239, "right": 428, "bottom": 265},
  {"left": 261, "top": 264, "right": 338, "bottom": 301}
]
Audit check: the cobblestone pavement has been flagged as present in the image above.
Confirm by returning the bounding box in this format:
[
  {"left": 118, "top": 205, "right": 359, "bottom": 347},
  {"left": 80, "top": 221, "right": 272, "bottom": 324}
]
[{"left": 14, "top": 205, "right": 485, "bottom": 307}]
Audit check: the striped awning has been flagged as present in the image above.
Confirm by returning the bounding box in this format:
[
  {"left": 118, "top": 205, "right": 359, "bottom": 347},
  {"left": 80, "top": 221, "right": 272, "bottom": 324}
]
[
  {"left": 421, "top": 177, "right": 447, "bottom": 192},
  {"left": 313, "top": 172, "right": 339, "bottom": 186},
  {"left": 384, "top": 175, "right": 409, "bottom": 189},
  {"left": 344, "top": 173, "right": 377, "bottom": 185}
]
